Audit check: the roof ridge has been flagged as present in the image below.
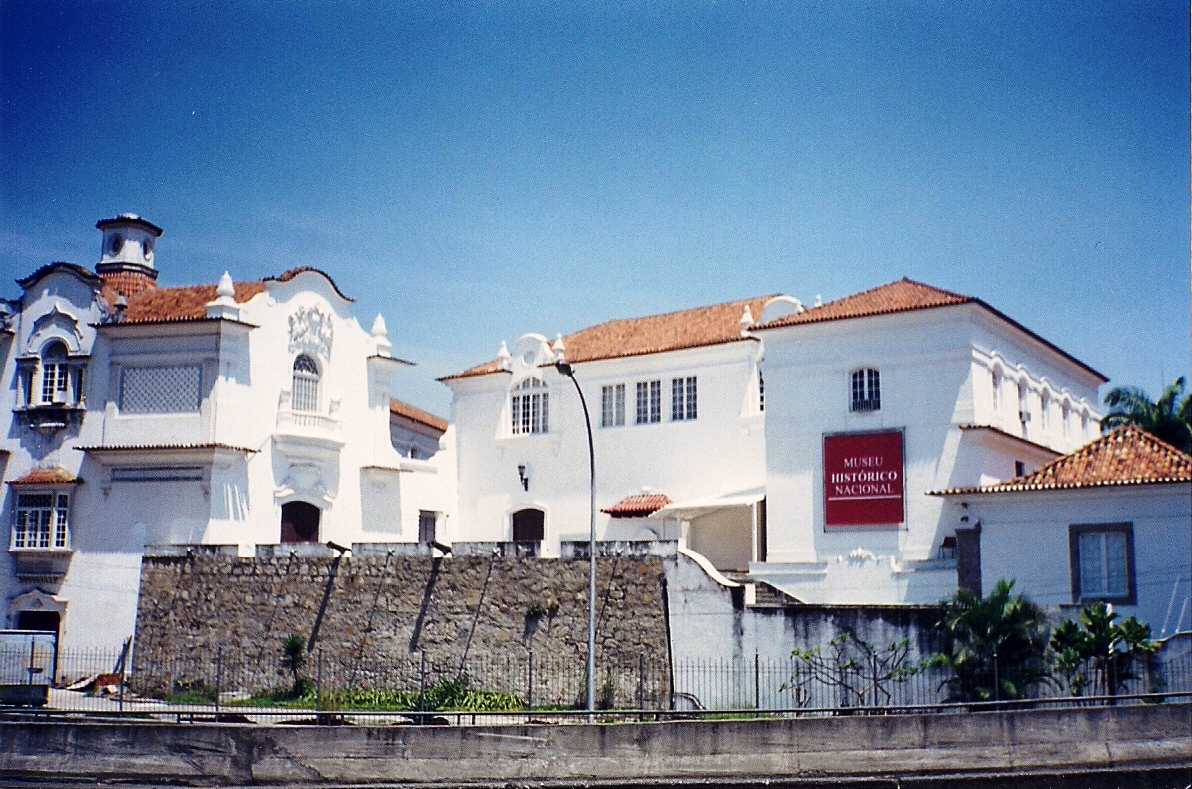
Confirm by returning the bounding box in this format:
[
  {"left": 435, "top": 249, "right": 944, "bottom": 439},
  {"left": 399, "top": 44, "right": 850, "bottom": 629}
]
[{"left": 574, "top": 292, "right": 782, "bottom": 334}]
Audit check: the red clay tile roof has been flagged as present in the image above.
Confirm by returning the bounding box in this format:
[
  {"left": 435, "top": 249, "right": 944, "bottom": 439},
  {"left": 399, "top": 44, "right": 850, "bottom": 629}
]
[
  {"left": 96, "top": 267, "right": 160, "bottom": 299},
  {"left": 602, "top": 494, "right": 672, "bottom": 517},
  {"left": 756, "top": 277, "right": 1106, "bottom": 382},
  {"left": 757, "top": 278, "right": 973, "bottom": 328},
  {"left": 389, "top": 398, "right": 449, "bottom": 433},
  {"left": 932, "top": 425, "right": 1192, "bottom": 495},
  {"left": 8, "top": 467, "right": 80, "bottom": 485},
  {"left": 112, "top": 281, "right": 267, "bottom": 323},
  {"left": 444, "top": 295, "right": 776, "bottom": 380}
]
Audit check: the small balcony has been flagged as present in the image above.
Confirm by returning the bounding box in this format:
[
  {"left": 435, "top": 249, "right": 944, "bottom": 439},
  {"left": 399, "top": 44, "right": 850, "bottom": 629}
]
[
  {"left": 275, "top": 391, "right": 343, "bottom": 448},
  {"left": 10, "top": 526, "right": 73, "bottom": 584},
  {"left": 13, "top": 402, "right": 85, "bottom": 432}
]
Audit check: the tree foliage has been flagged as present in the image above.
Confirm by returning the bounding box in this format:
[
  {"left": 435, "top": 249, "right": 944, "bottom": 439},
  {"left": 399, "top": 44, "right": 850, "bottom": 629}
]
[
  {"left": 1049, "top": 602, "right": 1158, "bottom": 697},
  {"left": 930, "top": 579, "right": 1050, "bottom": 703},
  {"left": 1101, "top": 376, "right": 1192, "bottom": 453}
]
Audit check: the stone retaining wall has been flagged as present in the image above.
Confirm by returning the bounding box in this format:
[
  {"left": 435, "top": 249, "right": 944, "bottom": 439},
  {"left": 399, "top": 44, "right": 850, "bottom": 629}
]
[{"left": 132, "top": 551, "right": 670, "bottom": 706}]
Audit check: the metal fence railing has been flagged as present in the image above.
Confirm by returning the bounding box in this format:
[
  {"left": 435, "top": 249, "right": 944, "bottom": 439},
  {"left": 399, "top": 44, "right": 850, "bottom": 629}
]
[{"left": 3, "top": 643, "right": 1189, "bottom": 723}]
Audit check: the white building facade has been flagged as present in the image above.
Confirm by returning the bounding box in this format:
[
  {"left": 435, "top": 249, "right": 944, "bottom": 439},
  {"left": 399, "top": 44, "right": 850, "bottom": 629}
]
[
  {"left": 1, "top": 214, "right": 454, "bottom": 654},
  {"left": 753, "top": 279, "right": 1104, "bottom": 605},
  {"left": 442, "top": 297, "right": 771, "bottom": 568},
  {"left": 445, "top": 278, "right": 1108, "bottom": 608}
]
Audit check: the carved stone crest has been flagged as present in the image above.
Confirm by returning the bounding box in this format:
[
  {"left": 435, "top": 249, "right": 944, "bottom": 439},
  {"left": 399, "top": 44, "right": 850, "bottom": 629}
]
[{"left": 288, "top": 306, "right": 333, "bottom": 360}]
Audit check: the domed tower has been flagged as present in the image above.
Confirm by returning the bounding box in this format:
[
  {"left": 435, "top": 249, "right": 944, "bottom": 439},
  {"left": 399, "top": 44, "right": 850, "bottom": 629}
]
[{"left": 94, "top": 213, "right": 162, "bottom": 298}]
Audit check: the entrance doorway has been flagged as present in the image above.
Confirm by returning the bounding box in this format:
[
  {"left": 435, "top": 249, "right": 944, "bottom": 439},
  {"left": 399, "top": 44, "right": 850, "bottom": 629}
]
[
  {"left": 511, "top": 508, "right": 545, "bottom": 543},
  {"left": 16, "top": 610, "right": 60, "bottom": 636},
  {"left": 281, "top": 501, "right": 321, "bottom": 543}
]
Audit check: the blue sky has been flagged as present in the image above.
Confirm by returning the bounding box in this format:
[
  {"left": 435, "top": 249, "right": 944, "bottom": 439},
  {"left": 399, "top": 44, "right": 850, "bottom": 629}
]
[{"left": 2, "top": 1, "right": 1188, "bottom": 417}]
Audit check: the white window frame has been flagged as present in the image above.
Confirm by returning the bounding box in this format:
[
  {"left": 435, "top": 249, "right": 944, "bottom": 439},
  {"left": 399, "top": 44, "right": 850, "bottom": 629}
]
[
  {"left": 850, "top": 368, "right": 881, "bottom": 412},
  {"left": 1069, "top": 522, "right": 1135, "bottom": 605},
  {"left": 601, "top": 384, "right": 625, "bottom": 428},
  {"left": 635, "top": 380, "right": 661, "bottom": 424},
  {"left": 10, "top": 490, "right": 72, "bottom": 551},
  {"left": 671, "top": 376, "right": 697, "bottom": 421},
  {"left": 511, "top": 378, "right": 549, "bottom": 435},
  {"left": 291, "top": 355, "right": 321, "bottom": 413}
]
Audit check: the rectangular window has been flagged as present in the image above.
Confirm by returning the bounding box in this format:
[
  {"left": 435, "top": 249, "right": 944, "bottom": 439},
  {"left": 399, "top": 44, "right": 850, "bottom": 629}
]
[
  {"left": 418, "top": 511, "right": 437, "bottom": 544},
  {"left": 119, "top": 365, "right": 202, "bottom": 414},
  {"left": 41, "top": 364, "right": 67, "bottom": 403},
  {"left": 635, "top": 380, "right": 661, "bottom": 424},
  {"left": 601, "top": 384, "right": 625, "bottom": 427},
  {"left": 758, "top": 367, "right": 765, "bottom": 412},
  {"left": 510, "top": 380, "right": 548, "bottom": 435},
  {"left": 11, "top": 492, "right": 70, "bottom": 550},
  {"left": 850, "top": 368, "right": 881, "bottom": 412},
  {"left": 671, "top": 376, "right": 697, "bottom": 421},
  {"left": 1069, "top": 523, "right": 1135, "bottom": 604}
]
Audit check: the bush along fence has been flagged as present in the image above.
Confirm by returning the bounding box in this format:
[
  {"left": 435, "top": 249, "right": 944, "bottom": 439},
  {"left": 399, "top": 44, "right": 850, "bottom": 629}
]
[{"left": 3, "top": 637, "right": 1189, "bottom": 721}]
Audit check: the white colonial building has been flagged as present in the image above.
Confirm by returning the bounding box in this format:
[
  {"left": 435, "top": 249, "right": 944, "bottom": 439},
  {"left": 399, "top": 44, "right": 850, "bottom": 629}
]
[
  {"left": 752, "top": 278, "right": 1105, "bottom": 605},
  {"left": 442, "top": 296, "right": 771, "bottom": 568},
  {"left": 445, "top": 278, "right": 1108, "bottom": 607},
  {"left": 1, "top": 214, "right": 454, "bottom": 653}
]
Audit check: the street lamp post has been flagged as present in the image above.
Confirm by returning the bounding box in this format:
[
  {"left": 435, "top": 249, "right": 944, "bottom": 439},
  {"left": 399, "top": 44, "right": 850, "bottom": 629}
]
[{"left": 555, "top": 359, "right": 596, "bottom": 720}]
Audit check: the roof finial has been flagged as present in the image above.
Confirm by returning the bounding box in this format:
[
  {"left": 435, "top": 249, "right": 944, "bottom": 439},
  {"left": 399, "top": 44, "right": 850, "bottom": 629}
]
[
  {"left": 496, "top": 340, "right": 512, "bottom": 372},
  {"left": 552, "top": 333, "right": 566, "bottom": 361},
  {"left": 205, "top": 272, "right": 241, "bottom": 320},
  {"left": 371, "top": 313, "right": 391, "bottom": 357},
  {"left": 739, "top": 305, "right": 755, "bottom": 335}
]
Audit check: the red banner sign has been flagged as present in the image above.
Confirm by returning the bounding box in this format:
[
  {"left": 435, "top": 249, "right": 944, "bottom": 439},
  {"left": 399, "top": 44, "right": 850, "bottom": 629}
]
[{"left": 823, "top": 431, "right": 904, "bottom": 527}]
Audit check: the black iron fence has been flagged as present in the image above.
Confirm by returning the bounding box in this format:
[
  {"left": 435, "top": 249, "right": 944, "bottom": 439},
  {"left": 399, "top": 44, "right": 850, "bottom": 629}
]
[{"left": 3, "top": 643, "right": 1189, "bottom": 722}]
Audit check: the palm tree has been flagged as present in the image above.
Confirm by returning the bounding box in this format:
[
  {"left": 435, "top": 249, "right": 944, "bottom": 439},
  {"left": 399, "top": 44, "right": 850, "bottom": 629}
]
[
  {"left": 1049, "top": 602, "right": 1157, "bottom": 698},
  {"left": 931, "top": 579, "right": 1051, "bottom": 703},
  {"left": 1101, "top": 377, "right": 1192, "bottom": 453}
]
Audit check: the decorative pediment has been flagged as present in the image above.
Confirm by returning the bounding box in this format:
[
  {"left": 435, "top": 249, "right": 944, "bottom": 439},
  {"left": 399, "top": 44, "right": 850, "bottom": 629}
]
[
  {"left": 288, "top": 305, "right": 334, "bottom": 360},
  {"left": 25, "top": 307, "right": 85, "bottom": 356}
]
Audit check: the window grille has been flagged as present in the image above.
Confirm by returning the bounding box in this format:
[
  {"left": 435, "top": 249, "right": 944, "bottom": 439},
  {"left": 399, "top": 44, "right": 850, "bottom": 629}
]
[
  {"left": 511, "top": 378, "right": 549, "bottom": 434},
  {"left": 418, "top": 511, "right": 437, "bottom": 543},
  {"left": 758, "top": 367, "right": 765, "bottom": 412},
  {"left": 671, "top": 376, "right": 697, "bottom": 421},
  {"left": 111, "top": 466, "right": 204, "bottom": 482},
  {"left": 850, "top": 368, "right": 881, "bottom": 412},
  {"left": 120, "top": 365, "right": 202, "bottom": 414},
  {"left": 292, "top": 355, "right": 320, "bottom": 413},
  {"left": 601, "top": 384, "right": 625, "bottom": 427},
  {"left": 635, "top": 380, "right": 661, "bottom": 424}
]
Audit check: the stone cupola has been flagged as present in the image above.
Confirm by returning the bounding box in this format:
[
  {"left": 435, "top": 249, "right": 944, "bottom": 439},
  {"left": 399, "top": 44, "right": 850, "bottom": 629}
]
[{"left": 95, "top": 213, "right": 162, "bottom": 298}]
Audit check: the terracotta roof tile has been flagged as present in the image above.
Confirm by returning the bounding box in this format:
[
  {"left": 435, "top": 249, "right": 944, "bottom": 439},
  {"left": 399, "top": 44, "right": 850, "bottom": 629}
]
[
  {"left": 9, "top": 467, "right": 80, "bottom": 485},
  {"left": 389, "top": 398, "right": 449, "bottom": 433},
  {"left": 602, "top": 493, "right": 672, "bottom": 517},
  {"left": 114, "top": 281, "right": 266, "bottom": 323},
  {"left": 755, "top": 277, "right": 1106, "bottom": 382},
  {"left": 932, "top": 425, "right": 1192, "bottom": 495},
  {"left": 756, "top": 277, "right": 972, "bottom": 329},
  {"left": 445, "top": 295, "right": 775, "bottom": 380}
]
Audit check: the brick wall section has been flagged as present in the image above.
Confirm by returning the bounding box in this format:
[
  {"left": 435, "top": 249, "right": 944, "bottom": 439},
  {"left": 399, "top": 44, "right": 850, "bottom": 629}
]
[{"left": 132, "top": 552, "right": 670, "bottom": 706}]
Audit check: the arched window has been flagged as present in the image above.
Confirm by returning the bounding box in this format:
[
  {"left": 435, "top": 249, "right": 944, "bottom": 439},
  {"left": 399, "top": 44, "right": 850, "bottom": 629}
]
[
  {"left": 292, "top": 355, "right": 320, "bottom": 413},
  {"left": 511, "top": 378, "right": 548, "bottom": 434},
  {"left": 849, "top": 368, "right": 880, "bottom": 412},
  {"left": 39, "top": 342, "right": 69, "bottom": 404}
]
